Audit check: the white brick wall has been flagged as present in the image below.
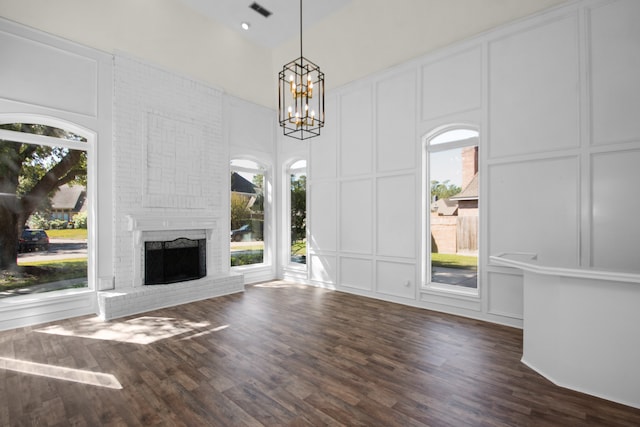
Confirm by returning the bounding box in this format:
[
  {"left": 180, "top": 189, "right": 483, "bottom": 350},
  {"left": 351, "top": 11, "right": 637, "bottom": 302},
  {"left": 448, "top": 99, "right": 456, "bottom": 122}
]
[
  {"left": 108, "top": 54, "right": 239, "bottom": 318},
  {"left": 98, "top": 273, "right": 243, "bottom": 321}
]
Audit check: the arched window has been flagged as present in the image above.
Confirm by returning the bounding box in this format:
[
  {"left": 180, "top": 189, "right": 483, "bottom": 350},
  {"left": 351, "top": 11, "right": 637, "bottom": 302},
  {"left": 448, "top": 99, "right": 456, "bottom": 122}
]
[
  {"left": 0, "top": 120, "right": 91, "bottom": 298},
  {"left": 424, "top": 127, "right": 479, "bottom": 293},
  {"left": 230, "top": 159, "right": 268, "bottom": 267}
]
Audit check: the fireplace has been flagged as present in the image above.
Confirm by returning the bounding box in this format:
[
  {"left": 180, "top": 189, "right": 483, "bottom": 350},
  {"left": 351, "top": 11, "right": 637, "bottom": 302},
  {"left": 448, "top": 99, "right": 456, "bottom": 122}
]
[
  {"left": 144, "top": 237, "right": 206, "bottom": 285},
  {"left": 98, "top": 215, "right": 243, "bottom": 321}
]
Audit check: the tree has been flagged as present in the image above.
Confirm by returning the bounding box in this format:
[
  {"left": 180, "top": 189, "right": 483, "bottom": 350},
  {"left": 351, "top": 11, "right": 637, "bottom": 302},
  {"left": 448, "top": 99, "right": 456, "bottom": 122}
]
[
  {"left": 230, "top": 192, "right": 251, "bottom": 231},
  {"left": 290, "top": 174, "right": 306, "bottom": 243},
  {"left": 430, "top": 179, "right": 461, "bottom": 201},
  {"left": 0, "top": 123, "right": 86, "bottom": 271}
]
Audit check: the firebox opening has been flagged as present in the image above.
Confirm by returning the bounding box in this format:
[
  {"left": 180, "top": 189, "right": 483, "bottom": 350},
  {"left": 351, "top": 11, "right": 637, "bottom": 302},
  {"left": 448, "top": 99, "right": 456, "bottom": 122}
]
[{"left": 144, "top": 238, "right": 206, "bottom": 285}]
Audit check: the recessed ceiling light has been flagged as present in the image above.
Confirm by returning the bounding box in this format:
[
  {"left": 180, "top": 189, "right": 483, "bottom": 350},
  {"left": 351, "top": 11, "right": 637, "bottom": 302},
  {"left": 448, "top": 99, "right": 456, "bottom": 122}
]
[{"left": 241, "top": 22, "right": 250, "bottom": 30}]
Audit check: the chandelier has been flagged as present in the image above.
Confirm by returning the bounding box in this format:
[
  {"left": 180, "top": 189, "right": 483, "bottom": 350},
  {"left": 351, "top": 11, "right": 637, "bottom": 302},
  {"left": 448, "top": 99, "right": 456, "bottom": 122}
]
[{"left": 278, "top": 0, "right": 325, "bottom": 140}]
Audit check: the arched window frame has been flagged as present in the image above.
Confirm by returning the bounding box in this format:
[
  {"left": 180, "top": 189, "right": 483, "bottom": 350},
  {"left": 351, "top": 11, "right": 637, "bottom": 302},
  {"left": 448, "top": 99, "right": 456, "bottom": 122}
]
[
  {"left": 0, "top": 114, "right": 97, "bottom": 297},
  {"left": 422, "top": 125, "right": 480, "bottom": 296}
]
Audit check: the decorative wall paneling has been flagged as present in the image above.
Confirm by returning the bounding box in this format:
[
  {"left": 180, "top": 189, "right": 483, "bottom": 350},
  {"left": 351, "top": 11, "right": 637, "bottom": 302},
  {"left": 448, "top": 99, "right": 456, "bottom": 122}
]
[
  {"left": 589, "top": 0, "right": 640, "bottom": 145},
  {"left": 306, "top": 0, "right": 640, "bottom": 330},
  {"left": 339, "top": 179, "right": 373, "bottom": 254},
  {"left": 488, "top": 14, "right": 581, "bottom": 158}
]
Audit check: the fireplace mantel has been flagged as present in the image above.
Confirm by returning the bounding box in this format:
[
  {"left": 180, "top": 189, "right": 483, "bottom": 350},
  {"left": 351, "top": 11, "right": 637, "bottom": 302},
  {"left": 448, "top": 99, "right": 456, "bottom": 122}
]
[
  {"left": 126, "top": 215, "right": 216, "bottom": 245},
  {"left": 126, "top": 214, "right": 216, "bottom": 232},
  {"left": 126, "top": 214, "right": 217, "bottom": 286}
]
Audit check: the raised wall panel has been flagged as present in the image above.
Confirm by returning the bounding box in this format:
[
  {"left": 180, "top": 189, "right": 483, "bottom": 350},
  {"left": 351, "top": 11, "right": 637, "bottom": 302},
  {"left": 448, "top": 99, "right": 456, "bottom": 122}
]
[
  {"left": 488, "top": 157, "right": 579, "bottom": 268},
  {"left": 421, "top": 47, "right": 482, "bottom": 121},
  {"left": 340, "top": 87, "right": 372, "bottom": 177},
  {"left": 376, "top": 261, "right": 415, "bottom": 299},
  {"left": 590, "top": 0, "right": 640, "bottom": 145},
  {"left": 487, "top": 271, "right": 523, "bottom": 319},
  {"left": 339, "top": 179, "right": 372, "bottom": 254},
  {"left": 488, "top": 16, "right": 580, "bottom": 158},
  {"left": 591, "top": 149, "right": 640, "bottom": 271},
  {"left": 310, "top": 254, "right": 337, "bottom": 285},
  {"left": 144, "top": 112, "right": 208, "bottom": 208},
  {"left": 0, "top": 30, "right": 98, "bottom": 116},
  {"left": 339, "top": 257, "right": 373, "bottom": 291},
  {"left": 376, "top": 175, "right": 416, "bottom": 259},
  {"left": 377, "top": 70, "right": 416, "bottom": 172},
  {"left": 227, "top": 97, "right": 274, "bottom": 153},
  {"left": 309, "top": 181, "right": 337, "bottom": 252},
  {"left": 311, "top": 95, "right": 337, "bottom": 179}
]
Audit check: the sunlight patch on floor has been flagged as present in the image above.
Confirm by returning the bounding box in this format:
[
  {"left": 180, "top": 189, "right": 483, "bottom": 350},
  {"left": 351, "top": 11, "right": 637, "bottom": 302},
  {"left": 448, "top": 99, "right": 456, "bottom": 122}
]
[
  {"left": 37, "top": 316, "right": 214, "bottom": 344},
  {"left": 253, "top": 281, "right": 308, "bottom": 289},
  {"left": 0, "top": 357, "right": 122, "bottom": 389}
]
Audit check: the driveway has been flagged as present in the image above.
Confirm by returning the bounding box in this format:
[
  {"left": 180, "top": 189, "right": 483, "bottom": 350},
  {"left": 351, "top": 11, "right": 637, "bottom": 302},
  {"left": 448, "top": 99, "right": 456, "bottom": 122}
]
[{"left": 432, "top": 266, "right": 477, "bottom": 288}]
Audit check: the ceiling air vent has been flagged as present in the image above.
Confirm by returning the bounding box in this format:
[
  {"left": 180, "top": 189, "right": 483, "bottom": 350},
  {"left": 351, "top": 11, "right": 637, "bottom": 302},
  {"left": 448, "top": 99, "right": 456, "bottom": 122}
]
[{"left": 249, "top": 2, "right": 272, "bottom": 18}]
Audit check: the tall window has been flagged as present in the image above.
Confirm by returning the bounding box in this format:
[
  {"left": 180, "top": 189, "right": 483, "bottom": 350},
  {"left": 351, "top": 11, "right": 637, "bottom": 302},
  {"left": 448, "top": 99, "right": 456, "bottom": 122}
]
[
  {"left": 230, "top": 159, "right": 266, "bottom": 267},
  {"left": 288, "top": 160, "right": 306, "bottom": 265},
  {"left": 0, "top": 122, "right": 89, "bottom": 298},
  {"left": 425, "top": 128, "right": 479, "bottom": 292}
]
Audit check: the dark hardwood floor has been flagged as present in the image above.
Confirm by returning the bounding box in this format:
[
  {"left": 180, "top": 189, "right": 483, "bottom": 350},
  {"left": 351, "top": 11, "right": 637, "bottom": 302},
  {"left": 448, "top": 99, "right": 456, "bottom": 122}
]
[{"left": 1, "top": 281, "right": 639, "bottom": 426}]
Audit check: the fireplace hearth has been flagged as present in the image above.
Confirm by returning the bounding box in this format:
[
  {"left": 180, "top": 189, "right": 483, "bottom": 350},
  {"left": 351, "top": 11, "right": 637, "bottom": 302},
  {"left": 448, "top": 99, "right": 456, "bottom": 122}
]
[{"left": 144, "top": 238, "right": 206, "bottom": 285}]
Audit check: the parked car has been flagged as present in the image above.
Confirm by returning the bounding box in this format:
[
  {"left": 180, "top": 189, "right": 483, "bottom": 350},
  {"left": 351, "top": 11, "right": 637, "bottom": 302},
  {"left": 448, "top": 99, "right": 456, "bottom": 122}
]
[
  {"left": 230, "top": 224, "right": 251, "bottom": 242},
  {"left": 18, "top": 229, "right": 50, "bottom": 253}
]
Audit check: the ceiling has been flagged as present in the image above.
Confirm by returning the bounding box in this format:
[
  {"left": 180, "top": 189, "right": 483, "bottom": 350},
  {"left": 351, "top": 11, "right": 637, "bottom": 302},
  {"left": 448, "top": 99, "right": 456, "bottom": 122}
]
[
  {"left": 0, "top": 0, "right": 570, "bottom": 108},
  {"left": 177, "top": 0, "right": 352, "bottom": 48}
]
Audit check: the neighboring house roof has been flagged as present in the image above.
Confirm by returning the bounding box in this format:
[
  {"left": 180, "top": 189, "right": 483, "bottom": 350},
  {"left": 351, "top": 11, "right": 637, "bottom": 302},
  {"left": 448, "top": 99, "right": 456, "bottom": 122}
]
[
  {"left": 231, "top": 172, "right": 256, "bottom": 194},
  {"left": 433, "top": 198, "right": 458, "bottom": 216},
  {"left": 450, "top": 173, "right": 478, "bottom": 201},
  {"left": 51, "top": 184, "right": 86, "bottom": 212}
]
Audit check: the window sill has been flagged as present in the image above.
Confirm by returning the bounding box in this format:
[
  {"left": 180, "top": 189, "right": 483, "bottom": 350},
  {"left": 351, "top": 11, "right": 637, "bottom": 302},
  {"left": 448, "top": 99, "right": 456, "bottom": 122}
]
[{"left": 422, "top": 282, "right": 479, "bottom": 299}]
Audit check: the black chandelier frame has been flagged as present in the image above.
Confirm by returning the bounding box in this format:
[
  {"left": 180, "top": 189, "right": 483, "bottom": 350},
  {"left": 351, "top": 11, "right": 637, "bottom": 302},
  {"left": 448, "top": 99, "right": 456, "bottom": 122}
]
[{"left": 278, "top": 0, "right": 325, "bottom": 140}]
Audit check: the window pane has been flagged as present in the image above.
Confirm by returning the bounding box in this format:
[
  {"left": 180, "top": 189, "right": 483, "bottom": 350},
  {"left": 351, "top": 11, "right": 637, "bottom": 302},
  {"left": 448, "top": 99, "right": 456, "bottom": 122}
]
[
  {"left": 230, "top": 159, "right": 260, "bottom": 170},
  {"left": 430, "top": 129, "right": 478, "bottom": 145},
  {"left": 290, "top": 171, "right": 306, "bottom": 264},
  {"left": 230, "top": 168, "right": 265, "bottom": 266},
  {"left": 1, "top": 136, "right": 88, "bottom": 298},
  {"left": 428, "top": 143, "right": 478, "bottom": 289}
]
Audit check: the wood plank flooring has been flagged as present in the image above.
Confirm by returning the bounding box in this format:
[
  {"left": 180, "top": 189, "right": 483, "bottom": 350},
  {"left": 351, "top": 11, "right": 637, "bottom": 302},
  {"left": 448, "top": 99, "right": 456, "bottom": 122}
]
[{"left": 1, "top": 281, "right": 639, "bottom": 426}]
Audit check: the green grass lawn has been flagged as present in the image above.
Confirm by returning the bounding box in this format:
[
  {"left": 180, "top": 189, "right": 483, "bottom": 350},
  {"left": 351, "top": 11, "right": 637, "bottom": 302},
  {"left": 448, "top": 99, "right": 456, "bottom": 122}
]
[
  {"left": 431, "top": 253, "right": 477, "bottom": 270},
  {"left": 291, "top": 241, "right": 306, "bottom": 256},
  {"left": 46, "top": 229, "right": 88, "bottom": 239},
  {"left": 1, "top": 258, "right": 87, "bottom": 292}
]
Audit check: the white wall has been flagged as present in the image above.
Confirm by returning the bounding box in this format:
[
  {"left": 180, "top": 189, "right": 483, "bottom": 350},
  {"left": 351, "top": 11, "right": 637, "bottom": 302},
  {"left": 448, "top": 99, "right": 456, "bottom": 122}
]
[
  {"left": 2, "top": 0, "right": 639, "bottom": 332},
  {"left": 305, "top": 0, "right": 640, "bottom": 327},
  {"left": 0, "top": 18, "right": 113, "bottom": 330},
  {"left": 226, "top": 94, "right": 278, "bottom": 283}
]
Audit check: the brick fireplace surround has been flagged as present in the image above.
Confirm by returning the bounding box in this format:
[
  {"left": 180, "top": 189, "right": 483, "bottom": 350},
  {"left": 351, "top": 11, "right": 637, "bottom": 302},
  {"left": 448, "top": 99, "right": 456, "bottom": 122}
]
[
  {"left": 98, "top": 216, "right": 242, "bottom": 320},
  {"left": 99, "top": 54, "right": 243, "bottom": 320}
]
